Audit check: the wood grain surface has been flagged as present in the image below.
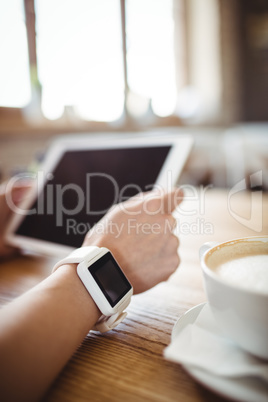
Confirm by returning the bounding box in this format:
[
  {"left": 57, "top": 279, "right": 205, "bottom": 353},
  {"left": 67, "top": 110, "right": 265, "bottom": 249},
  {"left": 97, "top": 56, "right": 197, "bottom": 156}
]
[{"left": 0, "top": 188, "right": 267, "bottom": 402}]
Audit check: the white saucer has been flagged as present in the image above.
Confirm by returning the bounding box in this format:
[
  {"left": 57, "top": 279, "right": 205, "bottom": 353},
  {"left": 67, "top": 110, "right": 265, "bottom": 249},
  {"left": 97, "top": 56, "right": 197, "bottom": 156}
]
[{"left": 171, "top": 303, "right": 268, "bottom": 402}]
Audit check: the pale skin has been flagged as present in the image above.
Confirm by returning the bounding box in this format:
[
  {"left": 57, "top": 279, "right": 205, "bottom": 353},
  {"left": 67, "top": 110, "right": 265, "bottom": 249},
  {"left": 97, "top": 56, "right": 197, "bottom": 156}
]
[{"left": 0, "top": 182, "right": 183, "bottom": 402}]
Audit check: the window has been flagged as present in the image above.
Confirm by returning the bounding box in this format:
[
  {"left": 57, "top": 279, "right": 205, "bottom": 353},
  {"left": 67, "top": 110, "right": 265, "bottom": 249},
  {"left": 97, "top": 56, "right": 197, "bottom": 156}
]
[
  {"left": 35, "top": 0, "right": 124, "bottom": 121},
  {"left": 0, "top": 0, "right": 178, "bottom": 125},
  {"left": 0, "top": 0, "right": 227, "bottom": 130},
  {"left": 0, "top": 0, "right": 31, "bottom": 107},
  {"left": 126, "top": 0, "right": 176, "bottom": 118}
]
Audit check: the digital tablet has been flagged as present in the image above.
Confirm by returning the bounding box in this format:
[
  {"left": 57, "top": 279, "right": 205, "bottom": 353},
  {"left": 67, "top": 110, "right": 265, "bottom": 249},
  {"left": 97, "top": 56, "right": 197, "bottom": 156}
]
[{"left": 5, "top": 133, "right": 193, "bottom": 256}]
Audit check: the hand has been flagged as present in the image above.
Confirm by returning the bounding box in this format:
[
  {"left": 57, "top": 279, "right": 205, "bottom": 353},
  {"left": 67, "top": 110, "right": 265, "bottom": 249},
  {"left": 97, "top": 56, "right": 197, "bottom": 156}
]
[
  {"left": 0, "top": 179, "right": 32, "bottom": 259},
  {"left": 83, "top": 188, "right": 183, "bottom": 294}
]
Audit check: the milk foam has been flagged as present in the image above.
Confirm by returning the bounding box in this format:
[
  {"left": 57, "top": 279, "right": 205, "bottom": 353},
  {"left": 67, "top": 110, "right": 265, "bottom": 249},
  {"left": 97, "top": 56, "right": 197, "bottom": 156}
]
[
  {"left": 215, "top": 255, "right": 268, "bottom": 294},
  {"left": 206, "top": 240, "right": 268, "bottom": 294}
]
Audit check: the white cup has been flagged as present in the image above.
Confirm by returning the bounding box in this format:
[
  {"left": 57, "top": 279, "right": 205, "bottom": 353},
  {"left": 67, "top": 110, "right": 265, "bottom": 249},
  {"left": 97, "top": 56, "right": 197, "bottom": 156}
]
[{"left": 200, "top": 236, "right": 268, "bottom": 359}]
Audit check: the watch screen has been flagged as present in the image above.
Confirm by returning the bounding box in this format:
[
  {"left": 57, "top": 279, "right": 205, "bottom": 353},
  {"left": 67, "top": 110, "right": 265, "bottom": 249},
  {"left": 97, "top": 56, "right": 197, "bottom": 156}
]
[{"left": 89, "top": 252, "right": 132, "bottom": 307}]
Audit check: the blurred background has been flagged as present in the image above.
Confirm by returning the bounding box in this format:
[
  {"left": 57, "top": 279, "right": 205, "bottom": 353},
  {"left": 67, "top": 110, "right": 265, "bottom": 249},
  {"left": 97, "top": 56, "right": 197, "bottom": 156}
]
[{"left": 0, "top": 0, "right": 267, "bottom": 190}]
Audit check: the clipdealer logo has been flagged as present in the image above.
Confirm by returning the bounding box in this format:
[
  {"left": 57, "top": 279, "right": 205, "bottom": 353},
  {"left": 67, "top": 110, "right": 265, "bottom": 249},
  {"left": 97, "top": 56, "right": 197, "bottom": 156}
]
[
  {"left": 6, "top": 170, "right": 264, "bottom": 235},
  {"left": 227, "top": 170, "right": 263, "bottom": 232},
  {"left": 5, "top": 170, "right": 174, "bottom": 223}
]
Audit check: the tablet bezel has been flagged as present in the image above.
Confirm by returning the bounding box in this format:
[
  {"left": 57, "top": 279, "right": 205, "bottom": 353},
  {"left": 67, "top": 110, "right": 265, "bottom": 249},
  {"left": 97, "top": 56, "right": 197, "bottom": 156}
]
[{"left": 5, "top": 133, "right": 193, "bottom": 257}]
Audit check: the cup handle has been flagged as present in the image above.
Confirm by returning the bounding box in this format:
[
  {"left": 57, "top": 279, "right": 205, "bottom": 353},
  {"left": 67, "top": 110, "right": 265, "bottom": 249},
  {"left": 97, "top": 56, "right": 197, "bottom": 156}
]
[{"left": 199, "top": 242, "right": 219, "bottom": 261}]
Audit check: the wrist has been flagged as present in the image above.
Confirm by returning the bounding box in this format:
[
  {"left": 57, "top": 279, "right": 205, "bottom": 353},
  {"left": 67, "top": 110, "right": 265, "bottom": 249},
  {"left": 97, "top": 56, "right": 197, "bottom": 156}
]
[
  {"left": 52, "top": 246, "right": 133, "bottom": 332},
  {"left": 52, "top": 263, "right": 102, "bottom": 326}
]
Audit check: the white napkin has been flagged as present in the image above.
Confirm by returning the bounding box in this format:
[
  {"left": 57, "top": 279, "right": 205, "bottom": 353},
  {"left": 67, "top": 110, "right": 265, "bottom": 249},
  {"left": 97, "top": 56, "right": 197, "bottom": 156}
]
[{"left": 164, "top": 303, "right": 268, "bottom": 383}]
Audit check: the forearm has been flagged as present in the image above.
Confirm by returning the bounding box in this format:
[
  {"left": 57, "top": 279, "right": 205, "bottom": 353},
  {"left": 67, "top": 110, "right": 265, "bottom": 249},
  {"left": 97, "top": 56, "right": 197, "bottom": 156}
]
[
  {"left": 0, "top": 188, "right": 182, "bottom": 401},
  {"left": 0, "top": 264, "right": 101, "bottom": 402}
]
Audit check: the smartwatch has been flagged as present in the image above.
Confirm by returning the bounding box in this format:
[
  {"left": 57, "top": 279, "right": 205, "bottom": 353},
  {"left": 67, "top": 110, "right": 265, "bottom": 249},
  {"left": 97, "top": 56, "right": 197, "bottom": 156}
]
[{"left": 52, "top": 246, "right": 133, "bottom": 332}]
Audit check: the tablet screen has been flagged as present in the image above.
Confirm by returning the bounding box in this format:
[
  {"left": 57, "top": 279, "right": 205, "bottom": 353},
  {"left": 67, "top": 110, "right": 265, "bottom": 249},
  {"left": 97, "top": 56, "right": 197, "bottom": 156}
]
[{"left": 16, "top": 146, "right": 171, "bottom": 248}]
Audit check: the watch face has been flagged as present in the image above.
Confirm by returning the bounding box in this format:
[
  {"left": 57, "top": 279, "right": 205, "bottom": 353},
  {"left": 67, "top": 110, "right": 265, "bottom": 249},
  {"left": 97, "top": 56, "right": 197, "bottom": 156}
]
[{"left": 89, "top": 252, "right": 132, "bottom": 307}]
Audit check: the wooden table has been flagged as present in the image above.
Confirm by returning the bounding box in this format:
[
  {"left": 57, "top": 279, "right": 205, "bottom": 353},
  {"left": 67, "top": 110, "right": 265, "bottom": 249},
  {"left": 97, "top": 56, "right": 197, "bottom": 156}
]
[{"left": 0, "top": 188, "right": 267, "bottom": 401}]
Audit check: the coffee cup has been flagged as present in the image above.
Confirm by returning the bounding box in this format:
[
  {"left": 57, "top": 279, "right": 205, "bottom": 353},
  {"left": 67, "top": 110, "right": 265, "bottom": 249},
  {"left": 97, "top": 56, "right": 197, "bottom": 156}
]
[{"left": 200, "top": 236, "right": 268, "bottom": 359}]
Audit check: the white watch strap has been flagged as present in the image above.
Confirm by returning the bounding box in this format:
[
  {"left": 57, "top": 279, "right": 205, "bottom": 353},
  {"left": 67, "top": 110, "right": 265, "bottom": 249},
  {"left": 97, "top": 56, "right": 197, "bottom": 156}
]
[
  {"left": 52, "top": 246, "right": 129, "bottom": 333},
  {"left": 52, "top": 246, "right": 100, "bottom": 272},
  {"left": 92, "top": 312, "right": 128, "bottom": 332}
]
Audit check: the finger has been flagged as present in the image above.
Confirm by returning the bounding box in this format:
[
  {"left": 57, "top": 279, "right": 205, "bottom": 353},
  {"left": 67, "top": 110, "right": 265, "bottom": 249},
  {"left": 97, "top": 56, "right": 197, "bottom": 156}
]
[
  {"left": 132, "top": 188, "right": 183, "bottom": 215},
  {"left": 1, "top": 178, "right": 33, "bottom": 205},
  {"left": 167, "top": 233, "right": 180, "bottom": 251},
  {"left": 10, "top": 180, "right": 34, "bottom": 205},
  {"left": 162, "top": 188, "right": 184, "bottom": 214},
  {"left": 164, "top": 215, "right": 177, "bottom": 233}
]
